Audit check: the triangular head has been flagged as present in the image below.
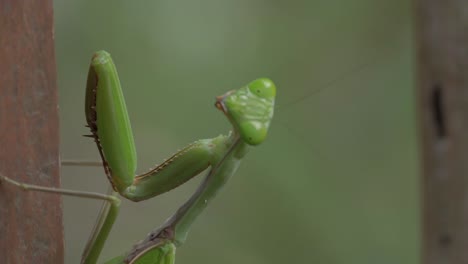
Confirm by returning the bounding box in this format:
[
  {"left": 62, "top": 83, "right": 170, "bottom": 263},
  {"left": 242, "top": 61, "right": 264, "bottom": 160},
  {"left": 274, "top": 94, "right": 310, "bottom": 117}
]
[{"left": 215, "top": 78, "right": 276, "bottom": 145}]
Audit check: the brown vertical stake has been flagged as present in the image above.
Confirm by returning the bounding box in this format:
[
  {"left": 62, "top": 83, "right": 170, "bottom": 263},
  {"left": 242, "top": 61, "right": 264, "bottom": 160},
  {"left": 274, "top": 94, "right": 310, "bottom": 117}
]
[
  {"left": 416, "top": 1, "right": 468, "bottom": 263},
  {"left": 0, "top": 1, "right": 63, "bottom": 263}
]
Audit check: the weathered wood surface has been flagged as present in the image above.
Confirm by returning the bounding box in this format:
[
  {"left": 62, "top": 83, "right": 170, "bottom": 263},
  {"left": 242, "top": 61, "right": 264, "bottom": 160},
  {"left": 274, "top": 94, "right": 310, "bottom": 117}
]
[
  {"left": 416, "top": 0, "right": 468, "bottom": 263},
  {"left": 0, "top": 0, "right": 63, "bottom": 263}
]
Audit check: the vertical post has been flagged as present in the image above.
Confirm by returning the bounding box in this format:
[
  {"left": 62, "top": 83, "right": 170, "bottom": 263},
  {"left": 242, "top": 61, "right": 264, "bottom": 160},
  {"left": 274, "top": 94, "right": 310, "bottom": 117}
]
[
  {"left": 416, "top": 1, "right": 468, "bottom": 263},
  {"left": 0, "top": 1, "right": 63, "bottom": 263}
]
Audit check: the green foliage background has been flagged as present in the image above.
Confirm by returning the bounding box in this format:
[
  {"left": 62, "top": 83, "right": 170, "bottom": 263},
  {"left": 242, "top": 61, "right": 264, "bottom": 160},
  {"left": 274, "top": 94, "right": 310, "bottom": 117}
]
[{"left": 55, "top": 1, "right": 417, "bottom": 263}]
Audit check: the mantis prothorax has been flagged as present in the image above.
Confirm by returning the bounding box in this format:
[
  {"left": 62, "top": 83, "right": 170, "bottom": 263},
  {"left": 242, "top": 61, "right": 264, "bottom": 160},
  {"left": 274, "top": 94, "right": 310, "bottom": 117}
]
[{"left": 0, "top": 51, "right": 276, "bottom": 264}]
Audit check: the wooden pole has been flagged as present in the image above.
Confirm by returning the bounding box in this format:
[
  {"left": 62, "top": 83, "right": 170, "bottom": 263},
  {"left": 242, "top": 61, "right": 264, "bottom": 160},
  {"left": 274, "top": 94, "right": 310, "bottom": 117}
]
[
  {"left": 0, "top": 1, "right": 63, "bottom": 263},
  {"left": 416, "top": 1, "right": 468, "bottom": 263}
]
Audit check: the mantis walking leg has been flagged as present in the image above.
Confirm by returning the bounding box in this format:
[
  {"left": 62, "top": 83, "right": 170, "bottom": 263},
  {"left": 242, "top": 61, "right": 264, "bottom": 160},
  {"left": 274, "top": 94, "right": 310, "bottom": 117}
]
[{"left": 0, "top": 161, "right": 121, "bottom": 264}]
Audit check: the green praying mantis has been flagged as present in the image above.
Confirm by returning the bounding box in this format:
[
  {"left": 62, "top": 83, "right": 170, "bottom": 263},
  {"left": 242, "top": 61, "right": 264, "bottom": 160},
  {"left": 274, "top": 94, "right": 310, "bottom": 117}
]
[{"left": 0, "top": 51, "right": 276, "bottom": 264}]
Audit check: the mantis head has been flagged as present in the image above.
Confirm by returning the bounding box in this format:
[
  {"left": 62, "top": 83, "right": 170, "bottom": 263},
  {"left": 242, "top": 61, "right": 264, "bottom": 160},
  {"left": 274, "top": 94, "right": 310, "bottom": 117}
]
[{"left": 215, "top": 78, "right": 276, "bottom": 145}]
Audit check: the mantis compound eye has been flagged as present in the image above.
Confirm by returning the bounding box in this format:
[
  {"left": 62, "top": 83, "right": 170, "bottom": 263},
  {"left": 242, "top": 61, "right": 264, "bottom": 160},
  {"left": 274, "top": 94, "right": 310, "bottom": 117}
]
[
  {"left": 247, "top": 78, "right": 276, "bottom": 100},
  {"left": 220, "top": 78, "right": 276, "bottom": 145}
]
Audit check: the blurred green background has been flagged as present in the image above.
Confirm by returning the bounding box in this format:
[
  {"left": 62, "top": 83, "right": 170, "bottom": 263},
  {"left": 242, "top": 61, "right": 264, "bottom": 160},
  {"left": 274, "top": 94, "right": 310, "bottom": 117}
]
[{"left": 54, "top": 1, "right": 417, "bottom": 263}]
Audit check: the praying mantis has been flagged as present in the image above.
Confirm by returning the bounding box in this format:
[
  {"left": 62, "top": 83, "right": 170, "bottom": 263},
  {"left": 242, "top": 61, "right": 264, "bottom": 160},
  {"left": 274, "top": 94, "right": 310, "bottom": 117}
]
[{"left": 0, "top": 51, "right": 276, "bottom": 263}]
